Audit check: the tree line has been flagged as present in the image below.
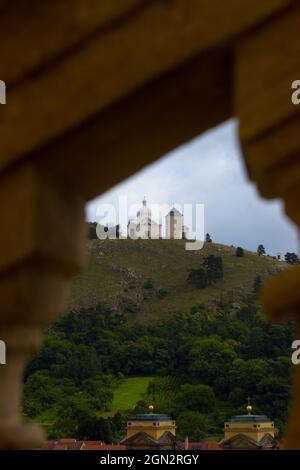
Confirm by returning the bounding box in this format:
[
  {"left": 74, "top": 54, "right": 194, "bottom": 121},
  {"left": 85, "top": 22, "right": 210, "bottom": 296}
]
[{"left": 23, "top": 292, "right": 293, "bottom": 441}]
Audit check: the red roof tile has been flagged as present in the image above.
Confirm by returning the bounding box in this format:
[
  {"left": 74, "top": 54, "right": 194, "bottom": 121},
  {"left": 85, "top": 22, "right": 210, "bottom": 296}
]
[
  {"left": 39, "top": 440, "right": 125, "bottom": 451},
  {"left": 82, "top": 442, "right": 125, "bottom": 451},
  {"left": 179, "top": 441, "right": 222, "bottom": 450}
]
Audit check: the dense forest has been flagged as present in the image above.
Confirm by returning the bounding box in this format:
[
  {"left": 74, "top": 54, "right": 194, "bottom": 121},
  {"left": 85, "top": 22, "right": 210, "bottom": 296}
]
[{"left": 23, "top": 292, "right": 293, "bottom": 442}]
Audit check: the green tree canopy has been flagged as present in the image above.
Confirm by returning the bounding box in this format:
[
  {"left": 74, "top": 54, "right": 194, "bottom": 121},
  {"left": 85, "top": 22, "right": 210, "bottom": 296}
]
[
  {"left": 257, "top": 244, "right": 266, "bottom": 256},
  {"left": 235, "top": 247, "right": 244, "bottom": 257},
  {"left": 176, "top": 384, "right": 216, "bottom": 413},
  {"left": 284, "top": 252, "right": 299, "bottom": 264},
  {"left": 176, "top": 411, "right": 209, "bottom": 441}
]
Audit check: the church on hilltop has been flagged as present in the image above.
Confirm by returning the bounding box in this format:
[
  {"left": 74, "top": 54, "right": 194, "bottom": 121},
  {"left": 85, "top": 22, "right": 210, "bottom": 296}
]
[
  {"left": 127, "top": 198, "right": 161, "bottom": 239},
  {"left": 165, "top": 207, "right": 189, "bottom": 240},
  {"left": 127, "top": 198, "right": 189, "bottom": 240}
]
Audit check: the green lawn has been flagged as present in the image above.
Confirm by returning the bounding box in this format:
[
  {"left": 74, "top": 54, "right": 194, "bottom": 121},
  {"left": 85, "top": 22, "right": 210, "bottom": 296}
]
[
  {"left": 99, "top": 377, "right": 153, "bottom": 417},
  {"left": 112, "top": 377, "right": 152, "bottom": 410}
]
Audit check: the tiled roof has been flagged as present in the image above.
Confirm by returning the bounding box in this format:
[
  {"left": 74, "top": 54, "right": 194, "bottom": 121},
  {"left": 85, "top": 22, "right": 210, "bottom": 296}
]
[
  {"left": 178, "top": 441, "right": 222, "bottom": 450},
  {"left": 168, "top": 208, "right": 183, "bottom": 216},
  {"left": 40, "top": 438, "right": 221, "bottom": 451},
  {"left": 82, "top": 443, "right": 125, "bottom": 451},
  {"left": 129, "top": 413, "right": 172, "bottom": 421},
  {"left": 39, "top": 441, "right": 56, "bottom": 450},
  {"left": 227, "top": 414, "right": 271, "bottom": 423},
  {"left": 39, "top": 439, "right": 125, "bottom": 451}
]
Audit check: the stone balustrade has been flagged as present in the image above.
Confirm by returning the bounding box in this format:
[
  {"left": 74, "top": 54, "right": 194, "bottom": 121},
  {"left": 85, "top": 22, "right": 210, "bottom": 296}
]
[{"left": 0, "top": 0, "right": 299, "bottom": 449}]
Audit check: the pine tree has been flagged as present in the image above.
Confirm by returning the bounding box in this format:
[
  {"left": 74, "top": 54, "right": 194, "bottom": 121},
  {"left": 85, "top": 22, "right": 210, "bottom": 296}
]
[{"left": 257, "top": 244, "right": 266, "bottom": 256}]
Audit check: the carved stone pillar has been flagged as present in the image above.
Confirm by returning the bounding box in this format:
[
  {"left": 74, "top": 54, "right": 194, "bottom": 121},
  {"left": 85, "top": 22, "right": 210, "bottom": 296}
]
[
  {"left": 261, "top": 267, "right": 300, "bottom": 448},
  {"left": 0, "top": 0, "right": 298, "bottom": 451},
  {"left": 235, "top": 4, "right": 300, "bottom": 449},
  {"left": 0, "top": 162, "right": 86, "bottom": 449}
]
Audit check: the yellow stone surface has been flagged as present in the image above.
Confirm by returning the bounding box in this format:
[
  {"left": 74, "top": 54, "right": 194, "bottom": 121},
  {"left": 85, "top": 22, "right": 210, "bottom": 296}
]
[
  {"left": 224, "top": 419, "right": 275, "bottom": 443},
  {"left": 126, "top": 417, "right": 176, "bottom": 441}
]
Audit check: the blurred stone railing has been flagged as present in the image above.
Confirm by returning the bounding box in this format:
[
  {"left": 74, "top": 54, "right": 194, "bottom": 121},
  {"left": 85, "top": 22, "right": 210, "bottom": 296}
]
[{"left": 0, "top": 0, "right": 299, "bottom": 449}]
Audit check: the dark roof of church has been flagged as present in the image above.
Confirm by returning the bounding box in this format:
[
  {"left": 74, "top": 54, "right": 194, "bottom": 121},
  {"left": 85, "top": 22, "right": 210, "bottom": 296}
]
[
  {"left": 227, "top": 414, "right": 272, "bottom": 423},
  {"left": 168, "top": 207, "right": 182, "bottom": 216},
  {"left": 129, "top": 413, "right": 173, "bottom": 422}
]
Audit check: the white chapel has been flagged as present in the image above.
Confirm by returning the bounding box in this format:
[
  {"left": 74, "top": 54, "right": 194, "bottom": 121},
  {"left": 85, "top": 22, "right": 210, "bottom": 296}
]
[
  {"left": 127, "top": 199, "right": 189, "bottom": 240},
  {"left": 127, "top": 198, "right": 162, "bottom": 239}
]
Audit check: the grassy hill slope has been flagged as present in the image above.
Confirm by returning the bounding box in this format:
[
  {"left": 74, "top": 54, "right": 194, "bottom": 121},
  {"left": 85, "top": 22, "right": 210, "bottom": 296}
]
[{"left": 69, "top": 239, "right": 285, "bottom": 323}]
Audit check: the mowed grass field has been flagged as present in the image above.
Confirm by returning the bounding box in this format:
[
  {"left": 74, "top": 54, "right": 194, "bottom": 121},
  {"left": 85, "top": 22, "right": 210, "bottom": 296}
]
[
  {"left": 99, "top": 377, "right": 153, "bottom": 417},
  {"left": 112, "top": 377, "right": 152, "bottom": 410}
]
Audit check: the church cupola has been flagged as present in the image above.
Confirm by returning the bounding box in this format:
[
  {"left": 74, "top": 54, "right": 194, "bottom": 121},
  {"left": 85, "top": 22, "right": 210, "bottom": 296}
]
[{"left": 121, "top": 405, "right": 177, "bottom": 450}]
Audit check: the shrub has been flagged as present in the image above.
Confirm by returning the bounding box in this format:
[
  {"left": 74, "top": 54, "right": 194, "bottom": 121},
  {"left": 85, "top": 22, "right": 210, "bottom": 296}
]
[
  {"left": 158, "top": 288, "right": 168, "bottom": 299},
  {"left": 143, "top": 278, "right": 154, "bottom": 289},
  {"left": 235, "top": 247, "right": 244, "bottom": 257}
]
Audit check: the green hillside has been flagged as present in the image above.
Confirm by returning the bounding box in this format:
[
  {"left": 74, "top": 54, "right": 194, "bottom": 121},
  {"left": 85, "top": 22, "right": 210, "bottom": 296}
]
[
  {"left": 69, "top": 239, "right": 285, "bottom": 322},
  {"left": 25, "top": 239, "right": 292, "bottom": 441}
]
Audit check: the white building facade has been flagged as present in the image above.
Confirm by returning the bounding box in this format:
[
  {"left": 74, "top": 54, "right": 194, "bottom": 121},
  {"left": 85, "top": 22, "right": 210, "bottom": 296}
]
[
  {"left": 127, "top": 199, "right": 162, "bottom": 239},
  {"left": 165, "top": 207, "right": 189, "bottom": 240},
  {"left": 127, "top": 200, "right": 189, "bottom": 240}
]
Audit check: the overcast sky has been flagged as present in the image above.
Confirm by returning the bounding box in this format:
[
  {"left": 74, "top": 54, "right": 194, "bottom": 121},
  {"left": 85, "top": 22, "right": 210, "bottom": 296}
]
[{"left": 86, "top": 119, "right": 298, "bottom": 256}]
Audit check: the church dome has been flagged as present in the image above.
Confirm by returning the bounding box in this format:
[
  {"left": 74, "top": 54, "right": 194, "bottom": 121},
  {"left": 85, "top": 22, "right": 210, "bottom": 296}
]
[{"left": 137, "top": 198, "right": 151, "bottom": 218}]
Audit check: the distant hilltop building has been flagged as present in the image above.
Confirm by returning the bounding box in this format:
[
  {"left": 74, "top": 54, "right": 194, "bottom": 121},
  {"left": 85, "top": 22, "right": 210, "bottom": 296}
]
[
  {"left": 127, "top": 198, "right": 161, "bottom": 239},
  {"left": 127, "top": 199, "right": 189, "bottom": 240},
  {"left": 165, "top": 207, "right": 189, "bottom": 240}
]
